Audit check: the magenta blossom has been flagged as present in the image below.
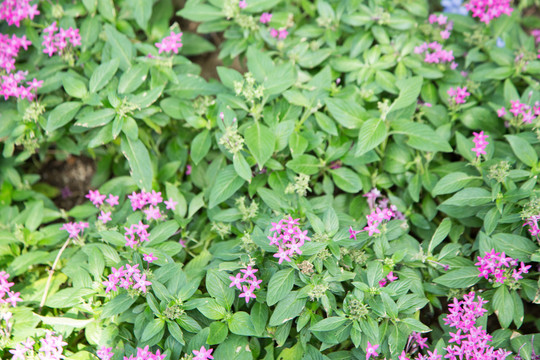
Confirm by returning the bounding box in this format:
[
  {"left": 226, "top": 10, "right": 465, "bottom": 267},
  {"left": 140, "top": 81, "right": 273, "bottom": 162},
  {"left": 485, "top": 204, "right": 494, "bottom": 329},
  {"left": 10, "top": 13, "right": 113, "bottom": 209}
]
[
  {"left": 0, "top": 0, "right": 40, "bottom": 27},
  {"left": 41, "top": 22, "right": 81, "bottom": 57},
  {"left": 229, "top": 265, "right": 260, "bottom": 303},
  {"left": 143, "top": 253, "right": 157, "bottom": 263},
  {"left": 155, "top": 31, "right": 182, "bottom": 54},
  {"left": 471, "top": 131, "right": 488, "bottom": 157},
  {"left": 366, "top": 341, "right": 379, "bottom": 360},
  {"left": 475, "top": 249, "right": 530, "bottom": 283},
  {"left": 193, "top": 346, "right": 214, "bottom": 360},
  {"left": 260, "top": 12, "right": 272, "bottom": 24},
  {"left": 268, "top": 217, "right": 311, "bottom": 263},
  {"left": 465, "top": 0, "right": 513, "bottom": 24}
]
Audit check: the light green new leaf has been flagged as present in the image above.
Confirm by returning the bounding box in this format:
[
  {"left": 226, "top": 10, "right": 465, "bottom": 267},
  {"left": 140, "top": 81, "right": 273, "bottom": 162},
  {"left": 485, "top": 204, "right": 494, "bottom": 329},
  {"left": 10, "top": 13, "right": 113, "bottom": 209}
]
[
  {"left": 104, "top": 25, "right": 133, "bottom": 71},
  {"left": 286, "top": 154, "right": 321, "bottom": 175},
  {"left": 392, "top": 121, "right": 452, "bottom": 153},
  {"left": 208, "top": 166, "right": 245, "bottom": 208},
  {"left": 390, "top": 76, "right": 423, "bottom": 112},
  {"left": 228, "top": 311, "right": 258, "bottom": 336},
  {"left": 325, "top": 98, "right": 367, "bottom": 129},
  {"left": 428, "top": 217, "right": 451, "bottom": 254},
  {"left": 191, "top": 130, "right": 212, "bottom": 165},
  {"left": 269, "top": 293, "right": 306, "bottom": 326},
  {"left": 245, "top": 122, "right": 275, "bottom": 170},
  {"left": 120, "top": 135, "right": 153, "bottom": 191},
  {"left": 356, "top": 118, "right": 387, "bottom": 156},
  {"left": 233, "top": 152, "right": 252, "bottom": 182},
  {"left": 118, "top": 64, "right": 149, "bottom": 94},
  {"left": 141, "top": 318, "right": 165, "bottom": 342}
]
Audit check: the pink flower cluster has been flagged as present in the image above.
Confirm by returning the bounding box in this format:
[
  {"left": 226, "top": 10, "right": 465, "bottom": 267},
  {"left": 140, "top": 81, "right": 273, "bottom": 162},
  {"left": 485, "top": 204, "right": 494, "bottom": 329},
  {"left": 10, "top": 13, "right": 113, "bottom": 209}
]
[
  {"left": 366, "top": 341, "right": 379, "bottom": 360},
  {"left": 414, "top": 41, "right": 456, "bottom": 67},
  {"left": 238, "top": 0, "right": 247, "bottom": 8},
  {"left": 229, "top": 265, "right": 261, "bottom": 303},
  {"left": 444, "top": 292, "right": 511, "bottom": 360},
  {"left": 193, "top": 345, "right": 214, "bottom": 360},
  {"left": 428, "top": 13, "right": 453, "bottom": 39},
  {"left": 499, "top": 100, "right": 540, "bottom": 124},
  {"left": 102, "top": 264, "right": 152, "bottom": 294},
  {"left": 155, "top": 31, "right": 183, "bottom": 54},
  {"left": 270, "top": 27, "right": 288, "bottom": 39},
  {"left": 9, "top": 331, "right": 67, "bottom": 360},
  {"left": 0, "top": 271, "right": 21, "bottom": 307},
  {"left": 260, "top": 12, "right": 272, "bottom": 24},
  {"left": 0, "top": 0, "right": 39, "bottom": 27},
  {"left": 42, "top": 22, "right": 81, "bottom": 57},
  {"left": 378, "top": 271, "right": 398, "bottom": 287},
  {"left": 86, "top": 189, "right": 119, "bottom": 225},
  {"left": 447, "top": 86, "right": 470, "bottom": 105},
  {"left": 1, "top": 70, "right": 42, "bottom": 100},
  {"left": 0, "top": 33, "right": 31, "bottom": 72},
  {"left": 524, "top": 215, "right": 540, "bottom": 241},
  {"left": 475, "top": 249, "right": 531, "bottom": 283},
  {"left": 60, "top": 221, "right": 89, "bottom": 239},
  {"left": 129, "top": 189, "right": 177, "bottom": 217},
  {"left": 268, "top": 216, "right": 311, "bottom": 264},
  {"left": 97, "top": 345, "right": 166, "bottom": 360},
  {"left": 464, "top": 0, "right": 513, "bottom": 24},
  {"left": 350, "top": 188, "right": 404, "bottom": 239},
  {"left": 471, "top": 131, "right": 488, "bottom": 157}
]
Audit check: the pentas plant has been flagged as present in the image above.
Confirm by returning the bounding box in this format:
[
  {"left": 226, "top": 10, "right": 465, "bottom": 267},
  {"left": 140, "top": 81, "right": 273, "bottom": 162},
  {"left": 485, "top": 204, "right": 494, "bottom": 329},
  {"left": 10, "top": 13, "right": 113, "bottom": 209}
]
[
  {"left": 0, "top": 271, "right": 21, "bottom": 342},
  {"left": 0, "top": 0, "right": 39, "bottom": 27},
  {"left": 96, "top": 345, "right": 166, "bottom": 360},
  {"left": 498, "top": 99, "right": 539, "bottom": 126},
  {"left": 9, "top": 331, "right": 67, "bottom": 360},
  {"left": 229, "top": 265, "right": 261, "bottom": 303},
  {"left": 464, "top": 0, "right": 513, "bottom": 24},
  {"left": 268, "top": 216, "right": 311, "bottom": 264},
  {"left": 41, "top": 22, "right": 81, "bottom": 57},
  {"left": 476, "top": 249, "right": 531, "bottom": 284}
]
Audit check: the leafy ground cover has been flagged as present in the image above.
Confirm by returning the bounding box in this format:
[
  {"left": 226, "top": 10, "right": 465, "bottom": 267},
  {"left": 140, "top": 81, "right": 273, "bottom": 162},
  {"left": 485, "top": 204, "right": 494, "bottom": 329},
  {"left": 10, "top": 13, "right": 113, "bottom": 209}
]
[{"left": 1, "top": 0, "right": 540, "bottom": 359}]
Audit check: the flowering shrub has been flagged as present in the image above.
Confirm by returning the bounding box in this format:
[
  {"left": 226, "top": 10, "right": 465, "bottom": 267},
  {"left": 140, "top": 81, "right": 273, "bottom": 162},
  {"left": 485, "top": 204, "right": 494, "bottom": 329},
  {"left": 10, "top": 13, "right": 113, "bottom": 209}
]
[{"left": 1, "top": 0, "right": 540, "bottom": 359}]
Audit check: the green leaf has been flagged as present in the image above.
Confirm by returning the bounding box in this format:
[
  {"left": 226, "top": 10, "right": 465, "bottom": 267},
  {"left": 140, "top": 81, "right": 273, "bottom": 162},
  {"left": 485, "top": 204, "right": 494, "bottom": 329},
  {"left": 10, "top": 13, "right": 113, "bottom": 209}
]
[
  {"left": 433, "top": 267, "right": 480, "bottom": 288},
  {"left": 245, "top": 122, "right": 276, "bottom": 170},
  {"left": 120, "top": 135, "right": 154, "bottom": 191},
  {"left": 330, "top": 167, "right": 362, "bottom": 193},
  {"left": 35, "top": 314, "right": 94, "bottom": 328},
  {"left": 75, "top": 108, "right": 116, "bottom": 128},
  {"left": 63, "top": 76, "right": 88, "bottom": 98},
  {"left": 401, "top": 318, "right": 431, "bottom": 333},
  {"left": 89, "top": 58, "right": 120, "bottom": 93},
  {"left": 493, "top": 285, "right": 514, "bottom": 328},
  {"left": 233, "top": 153, "right": 252, "bottom": 182},
  {"left": 325, "top": 98, "right": 367, "bottom": 129},
  {"left": 439, "top": 187, "right": 492, "bottom": 207},
  {"left": 208, "top": 166, "right": 245, "bottom": 208},
  {"left": 391, "top": 121, "right": 452, "bottom": 153},
  {"left": 228, "top": 311, "right": 258, "bottom": 336},
  {"left": 356, "top": 118, "right": 387, "bottom": 156},
  {"left": 506, "top": 135, "right": 538, "bottom": 167},
  {"left": 207, "top": 321, "right": 228, "bottom": 345},
  {"left": 428, "top": 218, "right": 451, "bottom": 254},
  {"left": 251, "top": 302, "right": 268, "bottom": 335},
  {"left": 141, "top": 318, "right": 165, "bottom": 342},
  {"left": 269, "top": 293, "right": 306, "bottom": 326},
  {"left": 168, "top": 321, "right": 185, "bottom": 345},
  {"left": 491, "top": 233, "right": 538, "bottom": 259},
  {"left": 310, "top": 316, "right": 348, "bottom": 332},
  {"left": 267, "top": 268, "right": 295, "bottom": 306},
  {"left": 100, "top": 293, "right": 136, "bottom": 319},
  {"left": 191, "top": 130, "right": 212, "bottom": 165},
  {"left": 390, "top": 76, "right": 423, "bottom": 112},
  {"left": 178, "top": 4, "right": 223, "bottom": 21},
  {"left": 432, "top": 172, "right": 480, "bottom": 196},
  {"left": 198, "top": 298, "right": 227, "bottom": 320},
  {"left": 118, "top": 64, "right": 149, "bottom": 94},
  {"left": 206, "top": 269, "right": 235, "bottom": 310},
  {"left": 286, "top": 154, "right": 321, "bottom": 175},
  {"left": 165, "top": 182, "right": 187, "bottom": 218},
  {"left": 46, "top": 102, "right": 82, "bottom": 132},
  {"left": 132, "top": 0, "right": 152, "bottom": 29},
  {"left": 104, "top": 25, "right": 133, "bottom": 71}
]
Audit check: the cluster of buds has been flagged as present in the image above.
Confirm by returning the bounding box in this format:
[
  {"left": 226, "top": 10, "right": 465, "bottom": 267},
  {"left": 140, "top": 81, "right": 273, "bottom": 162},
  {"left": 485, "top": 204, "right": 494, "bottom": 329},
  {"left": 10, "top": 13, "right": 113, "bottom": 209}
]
[
  {"left": 414, "top": 41, "right": 456, "bottom": 68},
  {"left": 498, "top": 100, "right": 539, "bottom": 125},
  {"left": 448, "top": 86, "right": 470, "bottom": 105},
  {"left": 268, "top": 216, "right": 311, "bottom": 264},
  {"left": 475, "top": 249, "right": 531, "bottom": 283},
  {"left": 349, "top": 188, "right": 404, "bottom": 239},
  {"left": 464, "top": 0, "right": 513, "bottom": 24},
  {"left": 60, "top": 221, "right": 89, "bottom": 239},
  {"left": 428, "top": 13, "right": 453, "bottom": 39},
  {"left": 102, "top": 264, "right": 152, "bottom": 294},
  {"left": 9, "top": 331, "right": 67, "bottom": 360},
  {"left": 155, "top": 31, "right": 183, "bottom": 55},
  {"left": 471, "top": 131, "right": 488, "bottom": 158},
  {"left": 0, "top": 0, "right": 39, "bottom": 27},
  {"left": 97, "top": 345, "right": 166, "bottom": 360},
  {"left": 41, "top": 22, "right": 81, "bottom": 57},
  {"left": 229, "top": 265, "right": 261, "bottom": 303}
]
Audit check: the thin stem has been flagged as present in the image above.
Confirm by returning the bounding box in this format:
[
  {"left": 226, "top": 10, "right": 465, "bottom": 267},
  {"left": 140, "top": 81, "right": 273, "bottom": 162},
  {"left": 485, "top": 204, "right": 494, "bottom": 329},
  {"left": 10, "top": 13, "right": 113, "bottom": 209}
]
[{"left": 39, "top": 237, "right": 71, "bottom": 312}]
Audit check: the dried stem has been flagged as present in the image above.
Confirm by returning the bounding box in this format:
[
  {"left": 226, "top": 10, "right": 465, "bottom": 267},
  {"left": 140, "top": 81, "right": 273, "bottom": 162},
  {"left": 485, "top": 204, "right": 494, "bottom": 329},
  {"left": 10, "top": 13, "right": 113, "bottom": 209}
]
[{"left": 39, "top": 237, "right": 71, "bottom": 312}]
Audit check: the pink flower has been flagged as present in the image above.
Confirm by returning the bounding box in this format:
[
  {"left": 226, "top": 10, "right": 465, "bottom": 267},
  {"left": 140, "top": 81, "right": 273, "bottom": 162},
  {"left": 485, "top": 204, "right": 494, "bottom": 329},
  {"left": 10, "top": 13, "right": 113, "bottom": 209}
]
[
  {"left": 349, "top": 226, "right": 360, "bottom": 240},
  {"left": 41, "top": 22, "right": 81, "bottom": 57},
  {"left": 471, "top": 131, "right": 488, "bottom": 157},
  {"left": 366, "top": 341, "right": 379, "bottom": 360},
  {"left": 0, "top": 0, "right": 40, "bottom": 27},
  {"left": 60, "top": 221, "right": 88, "bottom": 239},
  {"left": 164, "top": 197, "right": 177, "bottom": 210},
  {"left": 278, "top": 29, "right": 288, "bottom": 39},
  {"left": 143, "top": 205, "right": 161, "bottom": 221},
  {"left": 378, "top": 279, "right": 387, "bottom": 287},
  {"left": 238, "top": 285, "right": 257, "bottom": 303},
  {"left": 98, "top": 211, "right": 112, "bottom": 224},
  {"left": 270, "top": 28, "right": 279, "bottom": 38},
  {"left": 86, "top": 189, "right": 106, "bottom": 206},
  {"left": 193, "top": 346, "right": 214, "bottom": 360},
  {"left": 465, "top": 0, "right": 513, "bottom": 24},
  {"left": 143, "top": 253, "right": 157, "bottom": 263},
  {"left": 497, "top": 107, "right": 506, "bottom": 117},
  {"left": 448, "top": 86, "right": 470, "bottom": 105},
  {"left": 238, "top": 0, "right": 247, "bottom": 8},
  {"left": 260, "top": 12, "right": 272, "bottom": 24},
  {"left": 97, "top": 346, "right": 114, "bottom": 360},
  {"left": 105, "top": 194, "right": 119, "bottom": 207},
  {"left": 229, "top": 273, "right": 244, "bottom": 290},
  {"left": 132, "top": 273, "right": 152, "bottom": 293},
  {"left": 186, "top": 164, "right": 192, "bottom": 175},
  {"left": 155, "top": 31, "right": 183, "bottom": 54},
  {"left": 387, "top": 271, "right": 398, "bottom": 282}
]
